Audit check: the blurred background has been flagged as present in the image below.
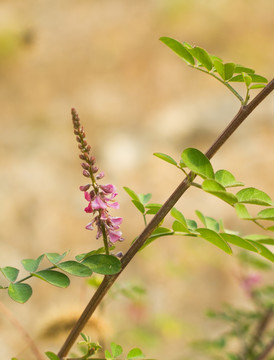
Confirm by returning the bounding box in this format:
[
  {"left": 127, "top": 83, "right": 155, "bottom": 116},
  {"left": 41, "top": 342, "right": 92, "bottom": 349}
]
[{"left": 0, "top": 0, "right": 273, "bottom": 359}]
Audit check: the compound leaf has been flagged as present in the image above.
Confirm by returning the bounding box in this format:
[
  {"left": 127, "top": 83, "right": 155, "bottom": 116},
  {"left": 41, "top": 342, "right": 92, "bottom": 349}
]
[
  {"left": 236, "top": 187, "right": 273, "bottom": 206},
  {"left": 197, "top": 228, "right": 232, "bottom": 254},
  {"left": 153, "top": 152, "right": 177, "bottom": 166},
  {"left": 82, "top": 254, "right": 121, "bottom": 275},
  {"left": 32, "top": 270, "right": 70, "bottom": 288},
  {"left": 8, "top": 283, "right": 32, "bottom": 303},
  {"left": 1, "top": 266, "right": 19, "bottom": 282},
  {"left": 160, "top": 37, "right": 195, "bottom": 65},
  {"left": 181, "top": 148, "right": 214, "bottom": 179},
  {"left": 57, "top": 261, "right": 92, "bottom": 277}
]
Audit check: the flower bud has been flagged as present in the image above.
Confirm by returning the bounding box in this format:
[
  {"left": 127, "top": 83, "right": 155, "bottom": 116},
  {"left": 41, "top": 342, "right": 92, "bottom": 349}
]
[
  {"left": 79, "top": 184, "right": 91, "bottom": 191},
  {"left": 81, "top": 162, "right": 90, "bottom": 170},
  {"left": 83, "top": 169, "right": 90, "bottom": 177},
  {"left": 96, "top": 172, "right": 104, "bottom": 180},
  {"left": 90, "top": 156, "right": 96, "bottom": 165}
]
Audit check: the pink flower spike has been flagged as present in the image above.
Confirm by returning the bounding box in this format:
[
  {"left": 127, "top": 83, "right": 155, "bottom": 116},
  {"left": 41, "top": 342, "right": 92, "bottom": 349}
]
[
  {"left": 91, "top": 196, "right": 107, "bottom": 210},
  {"left": 109, "top": 230, "right": 123, "bottom": 243}
]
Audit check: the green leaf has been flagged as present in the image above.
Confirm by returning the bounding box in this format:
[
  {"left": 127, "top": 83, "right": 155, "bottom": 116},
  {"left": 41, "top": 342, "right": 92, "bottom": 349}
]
[
  {"left": 181, "top": 148, "right": 214, "bottom": 179},
  {"left": 123, "top": 186, "right": 139, "bottom": 202},
  {"left": 197, "top": 228, "right": 232, "bottom": 254},
  {"left": 220, "top": 233, "right": 259, "bottom": 252},
  {"left": 202, "top": 179, "right": 238, "bottom": 205},
  {"left": 242, "top": 72, "right": 252, "bottom": 87},
  {"left": 244, "top": 234, "right": 274, "bottom": 245},
  {"left": 46, "top": 251, "right": 69, "bottom": 265},
  {"left": 215, "top": 170, "right": 244, "bottom": 188},
  {"left": 138, "top": 193, "right": 152, "bottom": 205},
  {"left": 45, "top": 352, "right": 61, "bottom": 360},
  {"left": 236, "top": 187, "right": 273, "bottom": 206},
  {"left": 224, "top": 62, "right": 236, "bottom": 81},
  {"left": 256, "top": 208, "right": 274, "bottom": 220},
  {"left": 160, "top": 37, "right": 195, "bottom": 65},
  {"left": 32, "top": 270, "right": 70, "bottom": 288},
  {"left": 132, "top": 200, "right": 145, "bottom": 214},
  {"left": 105, "top": 349, "right": 113, "bottom": 360},
  {"left": 234, "top": 203, "right": 254, "bottom": 220},
  {"left": 57, "top": 261, "right": 92, "bottom": 277},
  {"left": 190, "top": 46, "right": 213, "bottom": 71},
  {"left": 0, "top": 266, "right": 19, "bottom": 282},
  {"left": 234, "top": 65, "right": 255, "bottom": 74},
  {"left": 21, "top": 254, "right": 44, "bottom": 272},
  {"left": 75, "top": 246, "right": 115, "bottom": 261},
  {"left": 249, "top": 84, "right": 266, "bottom": 89},
  {"left": 111, "top": 342, "right": 123, "bottom": 358},
  {"left": 238, "top": 252, "right": 271, "bottom": 270},
  {"left": 82, "top": 254, "right": 121, "bottom": 275},
  {"left": 230, "top": 73, "right": 268, "bottom": 83},
  {"left": 145, "top": 203, "right": 162, "bottom": 215},
  {"left": 195, "top": 210, "right": 219, "bottom": 231},
  {"left": 195, "top": 209, "right": 206, "bottom": 226},
  {"left": 247, "top": 241, "right": 274, "bottom": 262},
  {"left": 172, "top": 220, "right": 190, "bottom": 233},
  {"left": 153, "top": 152, "right": 177, "bottom": 166},
  {"left": 8, "top": 283, "right": 32, "bottom": 303},
  {"left": 127, "top": 348, "right": 145, "bottom": 359},
  {"left": 213, "top": 60, "right": 225, "bottom": 80},
  {"left": 171, "top": 207, "right": 187, "bottom": 227},
  {"left": 187, "top": 219, "right": 198, "bottom": 231}
]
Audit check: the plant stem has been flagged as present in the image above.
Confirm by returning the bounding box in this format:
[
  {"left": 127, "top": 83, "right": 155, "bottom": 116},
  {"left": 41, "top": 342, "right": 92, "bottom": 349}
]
[
  {"left": 0, "top": 301, "right": 45, "bottom": 360},
  {"left": 58, "top": 78, "right": 274, "bottom": 359},
  {"left": 255, "top": 337, "right": 274, "bottom": 360}
]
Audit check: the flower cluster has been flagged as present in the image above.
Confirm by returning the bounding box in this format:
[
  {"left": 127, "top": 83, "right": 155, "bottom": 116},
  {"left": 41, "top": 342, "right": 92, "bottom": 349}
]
[{"left": 72, "top": 108, "right": 123, "bottom": 247}]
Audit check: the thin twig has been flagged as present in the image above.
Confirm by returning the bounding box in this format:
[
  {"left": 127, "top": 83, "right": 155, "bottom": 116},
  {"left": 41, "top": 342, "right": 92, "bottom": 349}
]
[
  {"left": 58, "top": 79, "right": 274, "bottom": 359},
  {"left": 0, "top": 301, "right": 45, "bottom": 360},
  {"left": 255, "top": 337, "right": 274, "bottom": 360}
]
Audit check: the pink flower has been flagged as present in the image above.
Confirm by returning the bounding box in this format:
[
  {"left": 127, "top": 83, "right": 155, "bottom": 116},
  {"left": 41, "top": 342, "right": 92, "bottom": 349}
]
[
  {"left": 109, "top": 230, "right": 123, "bottom": 243},
  {"left": 91, "top": 196, "right": 108, "bottom": 210},
  {"left": 100, "top": 184, "right": 116, "bottom": 193}
]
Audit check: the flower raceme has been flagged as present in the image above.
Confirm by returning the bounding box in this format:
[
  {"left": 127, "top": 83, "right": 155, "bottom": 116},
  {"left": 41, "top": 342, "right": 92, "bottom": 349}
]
[{"left": 71, "top": 108, "right": 123, "bottom": 248}]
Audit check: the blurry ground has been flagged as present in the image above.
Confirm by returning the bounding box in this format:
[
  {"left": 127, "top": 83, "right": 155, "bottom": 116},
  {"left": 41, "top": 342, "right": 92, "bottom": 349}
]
[{"left": 0, "top": 1, "right": 273, "bottom": 359}]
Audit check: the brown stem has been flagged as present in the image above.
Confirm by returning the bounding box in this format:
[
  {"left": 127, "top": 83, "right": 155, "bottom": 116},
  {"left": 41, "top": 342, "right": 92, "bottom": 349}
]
[
  {"left": 58, "top": 79, "right": 274, "bottom": 359},
  {"left": 242, "top": 307, "right": 273, "bottom": 359},
  {"left": 255, "top": 337, "right": 274, "bottom": 360},
  {"left": 0, "top": 301, "right": 45, "bottom": 360}
]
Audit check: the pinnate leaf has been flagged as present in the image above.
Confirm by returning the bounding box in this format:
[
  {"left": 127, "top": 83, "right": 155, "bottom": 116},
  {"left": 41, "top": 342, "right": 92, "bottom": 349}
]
[
  {"left": 236, "top": 187, "right": 273, "bottom": 206},
  {"left": 123, "top": 187, "right": 139, "bottom": 202},
  {"left": 220, "top": 233, "right": 259, "bottom": 252},
  {"left": 172, "top": 220, "right": 190, "bottom": 233},
  {"left": 215, "top": 170, "right": 244, "bottom": 188},
  {"left": 138, "top": 193, "right": 152, "bottom": 205},
  {"left": 57, "top": 261, "right": 92, "bottom": 277},
  {"left": 132, "top": 200, "right": 145, "bottom": 214},
  {"left": 21, "top": 254, "right": 44, "bottom": 272},
  {"left": 8, "top": 283, "right": 32, "bottom": 303},
  {"left": 160, "top": 37, "right": 195, "bottom": 65},
  {"left": 234, "top": 65, "right": 255, "bottom": 74},
  {"left": 202, "top": 179, "right": 238, "bottom": 206},
  {"left": 197, "top": 228, "right": 232, "bottom": 254},
  {"left": 234, "top": 203, "right": 254, "bottom": 220},
  {"left": 82, "top": 254, "right": 121, "bottom": 275},
  {"left": 32, "top": 270, "right": 70, "bottom": 288},
  {"left": 153, "top": 152, "right": 177, "bottom": 166},
  {"left": 171, "top": 207, "right": 187, "bottom": 227},
  {"left": 46, "top": 251, "right": 69, "bottom": 265},
  {"left": 230, "top": 73, "right": 268, "bottom": 83},
  {"left": 45, "top": 352, "right": 61, "bottom": 360},
  {"left": 1, "top": 266, "right": 19, "bottom": 282},
  {"left": 256, "top": 208, "right": 274, "bottom": 220},
  {"left": 111, "top": 342, "right": 123, "bottom": 358},
  {"left": 181, "top": 148, "right": 214, "bottom": 179},
  {"left": 190, "top": 46, "right": 213, "bottom": 71}
]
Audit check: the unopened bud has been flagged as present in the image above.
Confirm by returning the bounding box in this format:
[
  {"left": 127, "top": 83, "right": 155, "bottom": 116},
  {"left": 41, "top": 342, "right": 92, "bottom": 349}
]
[
  {"left": 79, "top": 184, "right": 91, "bottom": 191},
  {"left": 81, "top": 163, "right": 90, "bottom": 170},
  {"left": 90, "top": 156, "right": 96, "bottom": 165},
  {"left": 83, "top": 169, "right": 90, "bottom": 177},
  {"left": 91, "top": 166, "right": 98, "bottom": 174},
  {"left": 96, "top": 172, "right": 104, "bottom": 180}
]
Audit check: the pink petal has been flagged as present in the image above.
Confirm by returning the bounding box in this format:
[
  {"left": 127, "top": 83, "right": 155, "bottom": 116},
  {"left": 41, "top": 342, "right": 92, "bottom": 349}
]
[
  {"left": 91, "top": 196, "right": 107, "bottom": 210},
  {"left": 84, "top": 191, "right": 91, "bottom": 201},
  {"left": 108, "top": 202, "right": 119, "bottom": 209},
  {"left": 85, "top": 222, "right": 94, "bottom": 231},
  {"left": 109, "top": 230, "right": 123, "bottom": 243},
  {"left": 84, "top": 203, "right": 93, "bottom": 213},
  {"left": 110, "top": 217, "right": 123, "bottom": 227},
  {"left": 100, "top": 184, "right": 116, "bottom": 194}
]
